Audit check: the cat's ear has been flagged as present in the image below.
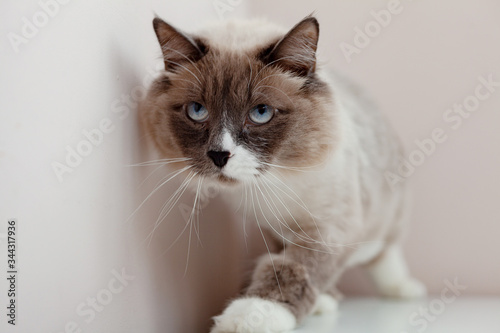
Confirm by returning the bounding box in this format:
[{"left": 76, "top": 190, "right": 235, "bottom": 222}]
[
  {"left": 262, "top": 16, "right": 319, "bottom": 76},
  {"left": 152, "top": 17, "right": 207, "bottom": 71}
]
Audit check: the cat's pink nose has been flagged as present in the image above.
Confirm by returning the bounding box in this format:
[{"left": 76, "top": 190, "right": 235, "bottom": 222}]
[{"left": 207, "top": 150, "right": 231, "bottom": 168}]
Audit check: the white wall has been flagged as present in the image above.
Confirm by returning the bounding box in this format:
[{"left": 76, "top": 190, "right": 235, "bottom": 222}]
[{"left": 1, "top": 1, "right": 499, "bottom": 333}]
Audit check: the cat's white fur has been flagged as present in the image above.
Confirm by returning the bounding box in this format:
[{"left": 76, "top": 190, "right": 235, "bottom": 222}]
[
  {"left": 221, "top": 130, "right": 261, "bottom": 181},
  {"left": 212, "top": 298, "right": 296, "bottom": 333},
  {"left": 367, "top": 245, "right": 426, "bottom": 298},
  {"left": 213, "top": 294, "right": 340, "bottom": 333},
  {"left": 311, "top": 294, "right": 339, "bottom": 315},
  {"left": 198, "top": 19, "right": 287, "bottom": 51}
]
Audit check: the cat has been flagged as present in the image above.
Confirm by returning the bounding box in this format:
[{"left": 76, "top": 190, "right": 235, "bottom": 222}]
[{"left": 141, "top": 15, "right": 426, "bottom": 333}]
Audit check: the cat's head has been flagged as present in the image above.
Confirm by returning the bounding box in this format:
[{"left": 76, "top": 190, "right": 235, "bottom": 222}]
[{"left": 142, "top": 16, "right": 337, "bottom": 185}]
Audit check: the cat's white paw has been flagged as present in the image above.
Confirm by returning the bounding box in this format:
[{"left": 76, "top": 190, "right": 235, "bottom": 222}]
[
  {"left": 379, "top": 277, "right": 427, "bottom": 299},
  {"left": 211, "top": 297, "right": 296, "bottom": 333},
  {"left": 311, "top": 294, "right": 339, "bottom": 315}
]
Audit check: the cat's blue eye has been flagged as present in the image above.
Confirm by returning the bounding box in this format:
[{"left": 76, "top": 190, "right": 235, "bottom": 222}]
[
  {"left": 186, "top": 102, "right": 209, "bottom": 122},
  {"left": 248, "top": 104, "right": 274, "bottom": 125}
]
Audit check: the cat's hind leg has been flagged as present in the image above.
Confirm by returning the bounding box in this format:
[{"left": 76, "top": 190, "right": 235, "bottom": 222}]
[
  {"left": 311, "top": 293, "right": 339, "bottom": 315},
  {"left": 366, "top": 245, "right": 426, "bottom": 299},
  {"left": 310, "top": 283, "right": 342, "bottom": 315}
]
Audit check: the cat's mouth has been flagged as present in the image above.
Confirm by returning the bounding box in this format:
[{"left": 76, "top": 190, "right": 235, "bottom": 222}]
[{"left": 207, "top": 165, "right": 265, "bottom": 185}]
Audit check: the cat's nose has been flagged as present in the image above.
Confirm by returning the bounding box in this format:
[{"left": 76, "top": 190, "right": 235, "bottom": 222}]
[{"left": 207, "top": 150, "right": 231, "bottom": 168}]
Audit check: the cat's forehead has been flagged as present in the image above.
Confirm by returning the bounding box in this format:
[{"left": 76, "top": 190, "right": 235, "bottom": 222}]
[
  {"left": 195, "top": 19, "right": 286, "bottom": 52},
  {"left": 196, "top": 51, "right": 255, "bottom": 119}
]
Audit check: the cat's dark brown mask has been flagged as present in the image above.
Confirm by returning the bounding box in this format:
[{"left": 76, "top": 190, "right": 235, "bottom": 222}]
[{"left": 141, "top": 16, "right": 337, "bottom": 184}]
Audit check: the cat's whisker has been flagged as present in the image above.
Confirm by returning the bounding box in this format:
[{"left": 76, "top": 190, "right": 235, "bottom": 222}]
[
  {"left": 154, "top": 172, "right": 200, "bottom": 259},
  {"left": 255, "top": 178, "right": 287, "bottom": 245},
  {"left": 126, "top": 165, "right": 192, "bottom": 223},
  {"left": 254, "top": 85, "right": 295, "bottom": 107},
  {"left": 169, "top": 77, "right": 203, "bottom": 91},
  {"left": 244, "top": 53, "right": 253, "bottom": 95},
  {"left": 242, "top": 182, "right": 249, "bottom": 251},
  {"left": 261, "top": 171, "right": 318, "bottom": 219},
  {"left": 128, "top": 157, "right": 191, "bottom": 167},
  {"left": 255, "top": 176, "right": 312, "bottom": 243},
  {"left": 130, "top": 157, "right": 191, "bottom": 163},
  {"left": 249, "top": 181, "right": 284, "bottom": 300},
  {"left": 146, "top": 171, "right": 196, "bottom": 247},
  {"left": 251, "top": 54, "right": 306, "bottom": 87},
  {"left": 234, "top": 182, "right": 246, "bottom": 213},
  {"left": 185, "top": 209, "right": 194, "bottom": 277},
  {"left": 161, "top": 45, "right": 203, "bottom": 77},
  {"left": 262, "top": 172, "right": 362, "bottom": 252},
  {"left": 252, "top": 178, "right": 335, "bottom": 254},
  {"left": 166, "top": 60, "right": 203, "bottom": 86},
  {"left": 261, "top": 160, "right": 327, "bottom": 172},
  {"left": 252, "top": 73, "right": 288, "bottom": 93},
  {"left": 148, "top": 171, "right": 197, "bottom": 247},
  {"left": 184, "top": 176, "right": 203, "bottom": 276},
  {"left": 253, "top": 179, "right": 294, "bottom": 271},
  {"left": 193, "top": 177, "right": 204, "bottom": 243},
  {"left": 257, "top": 176, "right": 321, "bottom": 245},
  {"left": 136, "top": 164, "right": 168, "bottom": 189},
  {"left": 262, "top": 171, "right": 331, "bottom": 248},
  {"left": 252, "top": 91, "right": 281, "bottom": 110}
]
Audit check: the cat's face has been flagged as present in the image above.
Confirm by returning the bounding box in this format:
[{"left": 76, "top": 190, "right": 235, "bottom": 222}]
[{"left": 142, "top": 17, "right": 337, "bottom": 184}]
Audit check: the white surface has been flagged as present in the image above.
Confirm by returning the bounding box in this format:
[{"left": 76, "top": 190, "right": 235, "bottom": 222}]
[{"left": 295, "top": 297, "right": 500, "bottom": 333}]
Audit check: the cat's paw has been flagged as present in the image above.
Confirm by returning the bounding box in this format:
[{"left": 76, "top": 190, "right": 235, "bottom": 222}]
[
  {"left": 379, "top": 277, "right": 427, "bottom": 299},
  {"left": 311, "top": 294, "right": 339, "bottom": 315},
  {"left": 211, "top": 297, "right": 296, "bottom": 333}
]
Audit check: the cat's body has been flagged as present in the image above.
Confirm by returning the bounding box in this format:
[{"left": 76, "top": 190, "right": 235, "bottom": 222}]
[{"left": 142, "top": 16, "right": 425, "bottom": 333}]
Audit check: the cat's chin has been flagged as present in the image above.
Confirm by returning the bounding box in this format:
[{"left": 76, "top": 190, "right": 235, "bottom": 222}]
[
  {"left": 216, "top": 174, "right": 240, "bottom": 185},
  {"left": 206, "top": 172, "right": 260, "bottom": 188}
]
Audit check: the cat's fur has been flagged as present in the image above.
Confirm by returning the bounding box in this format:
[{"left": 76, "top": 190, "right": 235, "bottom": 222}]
[{"left": 142, "top": 16, "right": 426, "bottom": 333}]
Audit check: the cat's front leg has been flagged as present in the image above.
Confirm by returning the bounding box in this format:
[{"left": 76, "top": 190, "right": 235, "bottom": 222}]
[{"left": 211, "top": 231, "right": 341, "bottom": 333}]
